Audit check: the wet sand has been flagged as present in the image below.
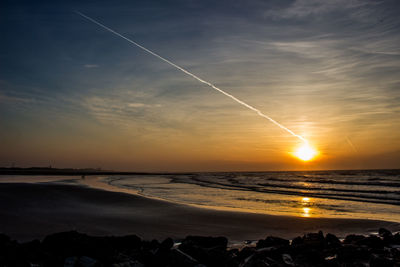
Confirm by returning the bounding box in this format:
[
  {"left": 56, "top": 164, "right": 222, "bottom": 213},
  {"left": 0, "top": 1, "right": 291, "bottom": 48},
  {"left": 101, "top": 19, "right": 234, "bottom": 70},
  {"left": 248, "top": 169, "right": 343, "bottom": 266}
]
[{"left": 1, "top": 183, "right": 399, "bottom": 242}]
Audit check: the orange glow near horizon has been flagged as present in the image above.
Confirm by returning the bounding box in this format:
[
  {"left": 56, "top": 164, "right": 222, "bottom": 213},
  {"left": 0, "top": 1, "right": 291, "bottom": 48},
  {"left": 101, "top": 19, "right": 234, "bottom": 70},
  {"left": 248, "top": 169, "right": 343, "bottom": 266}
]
[{"left": 294, "top": 143, "right": 319, "bottom": 161}]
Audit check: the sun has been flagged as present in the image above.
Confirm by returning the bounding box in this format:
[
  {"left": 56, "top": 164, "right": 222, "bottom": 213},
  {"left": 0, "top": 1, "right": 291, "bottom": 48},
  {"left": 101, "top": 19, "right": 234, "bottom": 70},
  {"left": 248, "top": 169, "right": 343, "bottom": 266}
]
[{"left": 294, "top": 143, "right": 318, "bottom": 161}]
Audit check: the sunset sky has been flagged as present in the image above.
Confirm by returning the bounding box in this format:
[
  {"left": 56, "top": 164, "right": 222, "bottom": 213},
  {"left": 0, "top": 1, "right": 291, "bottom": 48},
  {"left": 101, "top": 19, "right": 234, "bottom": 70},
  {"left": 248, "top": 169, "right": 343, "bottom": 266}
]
[{"left": 1, "top": 0, "right": 399, "bottom": 171}]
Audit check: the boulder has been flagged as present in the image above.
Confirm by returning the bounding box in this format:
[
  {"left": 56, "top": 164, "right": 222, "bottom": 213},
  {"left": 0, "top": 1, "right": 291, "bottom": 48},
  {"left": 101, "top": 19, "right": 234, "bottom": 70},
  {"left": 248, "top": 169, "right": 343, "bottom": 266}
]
[
  {"left": 112, "top": 235, "right": 142, "bottom": 250},
  {"left": 256, "top": 236, "right": 289, "bottom": 249},
  {"left": 379, "top": 228, "right": 393, "bottom": 238},
  {"left": 282, "top": 253, "right": 295, "bottom": 266},
  {"left": 169, "top": 248, "right": 198, "bottom": 267},
  {"left": 160, "top": 237, "right": 174, "bottom": 251},
  {"left": 370, "top": 254, "right": 394, "bottom": 267},
  {"left": 291, "top": 236, "right": 303, "bottom": 246},
  {"left": 291, "top": 231, "right": 325, "bottom": 250},
  {"left": 357, "top": 235, "right": 384, "bottom": 249},
  {"left": 0, "top": 234, "right": 10, "bottom": 247},
  {"left": 344, "top": 234, "right": 365, "bottom": 245},
  {"left": 42, "top": 231, "right": 91, "bottom": 256},
  {"left": 236, "top": 247, "right": 256, "bottom": 263},
  {"left": 293, "top": 248, "right": 324, "bottom": 266},
  {"left": 304, "top": 231, "right": 325, "bottom": 246},
  {"left": 337, "top": 245, "right": 370, "bottom": 263},
  {"left": 325, "top": 233, "right": 341, "bottom": 248},
  {"left": 392, "top": 233, "right": 400, "bottom": 245},
  {"left": 178, "top": 236, "right": 229, "bottom": 267},
  {"left": 78, "top": 255, "right": 97, "bottom": 267},
  {"left": 180, "top": 236, "right": 228, "bottom": 249}
]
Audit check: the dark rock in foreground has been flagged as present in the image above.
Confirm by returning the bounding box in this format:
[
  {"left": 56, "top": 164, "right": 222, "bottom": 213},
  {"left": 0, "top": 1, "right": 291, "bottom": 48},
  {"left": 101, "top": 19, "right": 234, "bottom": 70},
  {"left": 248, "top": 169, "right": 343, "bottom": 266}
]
[{"left": 1, "top": 228, "right": 400, "bottom": 266}]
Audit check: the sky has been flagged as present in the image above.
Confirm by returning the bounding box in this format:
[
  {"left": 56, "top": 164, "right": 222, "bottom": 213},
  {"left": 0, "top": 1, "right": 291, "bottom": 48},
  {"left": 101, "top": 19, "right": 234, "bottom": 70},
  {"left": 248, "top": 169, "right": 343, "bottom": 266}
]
[{"left": 1, "top": 0, "right": 399, "bottom": 171}]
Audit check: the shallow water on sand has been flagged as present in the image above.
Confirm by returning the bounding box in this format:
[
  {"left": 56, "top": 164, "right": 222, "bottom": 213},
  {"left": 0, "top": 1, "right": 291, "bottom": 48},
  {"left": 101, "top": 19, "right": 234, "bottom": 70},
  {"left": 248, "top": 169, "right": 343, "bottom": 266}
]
[
  {"left": 103, "top": 170, "right": 400, "bottom": 222},
  {"left": 2, "top": 170, "right": 400, "bottom": 222}
]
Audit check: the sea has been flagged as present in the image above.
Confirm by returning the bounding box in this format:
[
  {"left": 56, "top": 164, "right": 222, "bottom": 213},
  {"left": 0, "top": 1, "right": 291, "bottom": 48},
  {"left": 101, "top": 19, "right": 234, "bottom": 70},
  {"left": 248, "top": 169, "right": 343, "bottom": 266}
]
[{"left": 1, "top": 169, "right": 400, "bottom": 222}]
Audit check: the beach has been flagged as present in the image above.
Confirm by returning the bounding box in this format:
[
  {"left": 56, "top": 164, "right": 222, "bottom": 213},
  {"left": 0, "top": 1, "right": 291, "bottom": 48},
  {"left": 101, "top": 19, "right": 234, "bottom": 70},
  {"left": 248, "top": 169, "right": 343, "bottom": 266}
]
[{"left": 1, "top": 182, "right": 399, "bottom": 243}]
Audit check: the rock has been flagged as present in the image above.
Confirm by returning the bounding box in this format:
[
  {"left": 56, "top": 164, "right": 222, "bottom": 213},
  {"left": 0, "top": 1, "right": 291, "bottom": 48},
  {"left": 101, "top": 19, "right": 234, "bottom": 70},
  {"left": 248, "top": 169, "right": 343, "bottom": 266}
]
[
  {"left": 240, "top": 251, "right": 277, "bottom": 267},
  {"left": 294, "top": 248, "right": 325, "bottom": 266},
  {"left": 181, "top": 236, "right": 228, "bottom": 249},
  {"left": 379, "top": 228, "right": 394, "bottom": 246},
  {"left": 112, "top": 253, "right": 145, "bottom": 267},
  {"left": 256, "top": 236, "right": 289, "bottom": 249},
  {"left": 304, "top": 231, "right": 324, "bottom": 245},
  {"left": 344, "top": 234, "right": 365, "bottom": 245},
  {"left": 291, "top": 231, "right": 325, "bottom": 250},
  {"left": 236, "top": 247, "right": 256, "bottom": 263},
  {"left": 42, "top": 231, "right": 90, "bottom": 256},
  {"left": 141, "top": 239, "right": 159, "bottom": 252},
  {"left": 169, "top": 248, "right": 198, "bottom": 267},
  {"left": 337, "top": 245, "right": 370, "bottom": 263},
  {"left": 324, "top": 254, "right": 337, "bottom": 261},
  {"left": 112, "top": 260, "right": 144, "bottom": 267},
  {"left": 151, "top": 238, "right": 174, "bottom": 266},
  {"left": 357, "top": 235, "right": 384, "bottom": 249},
  {"left": 291, "top": 236, "right": 303, "bottom": 246},
  {"left": 325, "top": 233, "right": 341, "bottom": 248},
  {"left": 392, "top": 233, "right": 400, "bottom": 245},
  {"left": 282, "top": 253, "right": 295, "bottom": 266},
  {"left": 160, "top": 238, "right": 173, "bottom": 251},
  {"left": 370, "top": 254, "right": 394, "bottom": 267},
  {"left": 237, "top": 245, "right": 291, "bottom": 267},
  {"left": 324, "top": 257, "right": 340, "bottom": 267},
  {"left": 64, "top": 256, "right": 78, "bottom": 267},
  {"left": 225, "top": 249, "right": 240, "bottom": 267},
  {"left": 42, "top": 231, "right": 143, "bottom": 265},
  {"left": 139, "top": 240, "right": 161, "bottom": 265},
  {"left": 0, "top": 233, "right": 16, "bottom": 265},
  {"left": 379, "top": 228, "right": 393, "bottom": 238},
  {"left": 1, "top": 229, "right": 400, "bottom": 266},
  {"left": 112, "top": 235, "right": 142, "bottom": 250},
  {"left": 0, "top": 234, "right": 10, "bottom": 246},
  {"left": 20, "top": 239, "right": 43, "bottom": 265},
  {"left": 78, "top": 256, "right": 97, "bottom": 267},
  {"left": 178, "top": 236, "right": 229, "bottom": 267}
]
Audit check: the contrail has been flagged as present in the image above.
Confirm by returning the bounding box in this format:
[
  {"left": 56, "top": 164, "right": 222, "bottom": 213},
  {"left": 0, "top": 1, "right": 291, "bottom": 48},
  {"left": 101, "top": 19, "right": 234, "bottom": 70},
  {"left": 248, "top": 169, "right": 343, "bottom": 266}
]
[
  {"left": 346, "top": 136, "right": 358, "bottom": 153},
  {"left": 76, "top": 11, "right": 308, "bottom": 144}
]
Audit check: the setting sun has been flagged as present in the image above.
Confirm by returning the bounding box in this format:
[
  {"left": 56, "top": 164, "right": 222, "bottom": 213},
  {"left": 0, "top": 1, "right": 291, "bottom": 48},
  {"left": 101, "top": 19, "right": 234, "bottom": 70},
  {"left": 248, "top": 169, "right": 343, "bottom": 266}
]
[{"left": 294, "top": 143, "right": 318, "bottom": 161}]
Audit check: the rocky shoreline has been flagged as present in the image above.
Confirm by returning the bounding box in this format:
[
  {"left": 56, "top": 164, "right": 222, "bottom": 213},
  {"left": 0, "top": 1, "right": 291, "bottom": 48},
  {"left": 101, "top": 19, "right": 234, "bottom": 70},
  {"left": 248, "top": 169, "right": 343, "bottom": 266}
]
[{"left": 1, "top": 228, "right": 400, "bottom": 266}]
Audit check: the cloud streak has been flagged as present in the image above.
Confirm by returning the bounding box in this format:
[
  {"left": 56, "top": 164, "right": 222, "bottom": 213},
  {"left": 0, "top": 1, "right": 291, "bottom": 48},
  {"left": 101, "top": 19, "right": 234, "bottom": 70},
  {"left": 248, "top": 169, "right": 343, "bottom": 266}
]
[
  {"left": 0, "top": 92, "right": 34, "bottom": 104},
  {"left": 84, "top": 64, "right": 99, "bottom": 68},
  {"left": 265, "top": 0, "right": 376, "bottom": 19}
]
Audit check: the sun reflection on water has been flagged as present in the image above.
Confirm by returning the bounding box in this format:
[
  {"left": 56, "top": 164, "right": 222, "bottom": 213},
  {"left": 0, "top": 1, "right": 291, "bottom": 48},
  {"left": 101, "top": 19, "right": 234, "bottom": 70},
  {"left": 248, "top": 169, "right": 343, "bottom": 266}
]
[
  {"left": 301, "top": 197, "right": 312, "bottom": 217},
  {"left": 302, "top": 207, "right": 311, "bottom": 217}
]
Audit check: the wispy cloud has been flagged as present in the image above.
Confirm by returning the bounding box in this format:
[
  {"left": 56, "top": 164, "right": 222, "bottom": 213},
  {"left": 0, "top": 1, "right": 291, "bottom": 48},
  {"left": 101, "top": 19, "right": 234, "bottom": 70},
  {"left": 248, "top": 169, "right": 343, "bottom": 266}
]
[
  {"left": 83, "top": 95, "right": 163, "bottom": 127},
  {"left": 83, "top": 64, "right": 99, "bottom": 68},
  {"left": 265, "top": 0, "right": 377, "bottom": 19},
  {"left": 128, "top": 102, "right": 161, "bottom": 108},
  {"left": 0, "top": 92, "right": 35, "bottom": 104}
]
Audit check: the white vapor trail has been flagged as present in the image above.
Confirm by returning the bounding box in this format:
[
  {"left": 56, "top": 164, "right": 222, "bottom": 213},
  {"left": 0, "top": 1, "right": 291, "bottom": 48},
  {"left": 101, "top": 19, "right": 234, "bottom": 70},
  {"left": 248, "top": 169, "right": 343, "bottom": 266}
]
[
  {"left": 346, "top": 136, "right": 358, "bottom": 153},
  {"left": 76, "top": 11, "right": 308, "bottom": 144}
]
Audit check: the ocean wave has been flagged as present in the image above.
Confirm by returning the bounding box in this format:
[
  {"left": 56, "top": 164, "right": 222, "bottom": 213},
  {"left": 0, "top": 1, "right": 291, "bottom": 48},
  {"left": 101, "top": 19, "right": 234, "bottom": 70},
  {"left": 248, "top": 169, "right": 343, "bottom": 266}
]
[{"left": 169, "top": 172, "right": 400, "bottom": 206}]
